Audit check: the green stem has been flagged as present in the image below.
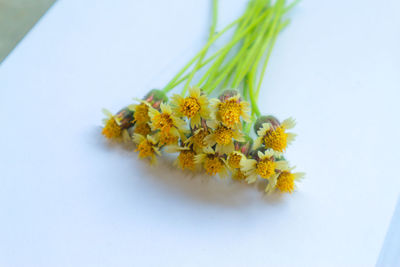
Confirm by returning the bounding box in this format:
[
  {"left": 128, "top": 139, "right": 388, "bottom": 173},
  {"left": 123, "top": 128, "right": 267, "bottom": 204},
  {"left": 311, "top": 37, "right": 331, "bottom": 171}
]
[
  {"left": 182, "top": 0, "right": 219, "bottom": 96},
  {"left": 231, "top": 3, "right": 277, "bottom": 88},
  {"left": 162, "top": 16, "right": 243, "bottom": 93},
  {"left": 256, "top": 19, "right": 289, "bottom": 98},
  {"left": 198, "top": 0, "right": 263, "bottom": 90},
  {"left": 248, "top": 0, "right": 285, "bottom": 118}
]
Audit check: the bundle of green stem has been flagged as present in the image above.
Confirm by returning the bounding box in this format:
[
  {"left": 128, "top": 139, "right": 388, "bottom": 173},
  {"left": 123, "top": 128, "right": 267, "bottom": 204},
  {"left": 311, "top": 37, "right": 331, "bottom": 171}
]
[{"left": 102, "top": 0, "right": 304, "bottom": 194}]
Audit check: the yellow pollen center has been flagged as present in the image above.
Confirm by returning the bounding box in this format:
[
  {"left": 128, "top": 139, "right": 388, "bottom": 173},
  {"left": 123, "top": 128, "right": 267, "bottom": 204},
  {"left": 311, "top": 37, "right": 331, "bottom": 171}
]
[
  {"left": 218, "top": 100, "right": 242, "bottom": 127},
  {"left": 193, "top": 129, "right": 208, "bottom": 147},
  {"left": 159, "top": 131, "right": 178, "bottom": 145},
  {"left": 178, "top": 150, "right": 196, "bottom": 170},
  {"left": 256, "top": 159, "right": 276, "bottom": 179},
  {"left": 228, "top": 153, "right": 242, "bottom": 169},
  {"left": 214, "top": 126, "right": 233, "bottom": 145},
  {"left": 154, "top": 113, "right": 174, "bottom": 131},
  {"left": 180, "top": 97, "right": 200, "bottom": 118},
  {"left": 263, "top": 126, "right": 288, "bottom": 152},
  {"left": 204, "top": 155, "right": 223, "bottom": 176},
  {"left": 102, "top": 118, "right": 121, "bottom": 139},
  {"left": 233, "top": 170, "right": 246, "bottom": 181},
  {"left": 134, "top": 104, "right": 150, "bottom": 123},
  {"left": 136, "top": 140, "right": 154, "bottom": 158},
  {"left": 276, "top": 171, "right": 295, "bottom": 193},
  {"left": 134, "top": 123, "right": 151, "bottom": 136}
]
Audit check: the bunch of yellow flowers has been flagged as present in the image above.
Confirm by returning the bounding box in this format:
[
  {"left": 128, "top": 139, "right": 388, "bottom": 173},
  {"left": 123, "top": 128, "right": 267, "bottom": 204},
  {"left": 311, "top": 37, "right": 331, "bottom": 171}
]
[{"left": 101, "top": 0, "right": 304, "bottom": 193}]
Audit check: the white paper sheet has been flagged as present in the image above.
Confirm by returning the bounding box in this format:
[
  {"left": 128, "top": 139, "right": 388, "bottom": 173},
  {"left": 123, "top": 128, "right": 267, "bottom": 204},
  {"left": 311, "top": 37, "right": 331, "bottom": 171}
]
[{"left": 1, "top": 0, "right": 399, "bottom": 266}]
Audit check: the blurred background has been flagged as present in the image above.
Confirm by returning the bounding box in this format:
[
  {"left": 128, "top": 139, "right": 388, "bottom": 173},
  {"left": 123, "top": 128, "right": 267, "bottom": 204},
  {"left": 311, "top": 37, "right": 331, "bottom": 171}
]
[{"left": 0, "top": 0, "right": 54, "bottom": 62}]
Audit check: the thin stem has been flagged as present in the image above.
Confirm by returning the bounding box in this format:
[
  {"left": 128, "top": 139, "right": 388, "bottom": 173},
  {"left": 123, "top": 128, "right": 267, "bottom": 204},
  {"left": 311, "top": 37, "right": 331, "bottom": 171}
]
[
  {"left": 256, "top": 19, "right": 289, "bottom": 99},
  {"left": 231, "top": 4, "right": 276, "bottom": 88},
  {"left": 182, "top": 0, "right": 219, "bottom": 96},
  {"left": 162, "top": 16, "right": 243, "bottom": 93},
  {"left": 198, "top": 0, "right": 262, "bottom": 90}
]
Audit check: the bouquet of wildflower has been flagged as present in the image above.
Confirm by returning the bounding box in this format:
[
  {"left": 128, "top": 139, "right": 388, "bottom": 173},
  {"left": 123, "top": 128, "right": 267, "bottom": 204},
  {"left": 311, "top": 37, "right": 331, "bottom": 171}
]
[{"left": 101, "top": 0, "right": 304, "bottom": 194}]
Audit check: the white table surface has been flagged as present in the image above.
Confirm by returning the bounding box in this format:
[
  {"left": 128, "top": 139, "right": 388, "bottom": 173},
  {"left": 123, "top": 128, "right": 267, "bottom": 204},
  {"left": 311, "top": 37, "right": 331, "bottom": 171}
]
[{"left": 1, "top": 0, "right": 399, "bottom": 266}]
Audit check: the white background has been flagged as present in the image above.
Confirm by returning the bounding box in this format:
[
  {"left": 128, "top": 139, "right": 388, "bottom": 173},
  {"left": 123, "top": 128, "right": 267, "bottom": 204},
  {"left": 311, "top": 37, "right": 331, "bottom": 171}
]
[{"left": 1, "top": 0, "right": 399, "bottom": 266}]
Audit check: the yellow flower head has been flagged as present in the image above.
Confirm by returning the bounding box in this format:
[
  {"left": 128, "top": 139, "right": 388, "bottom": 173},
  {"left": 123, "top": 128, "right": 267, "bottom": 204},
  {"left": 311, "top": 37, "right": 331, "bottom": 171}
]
[
  {"left": 133, "top": 134, "right": 161, "bottom": 164},
  {"left": 157, "top": 129, "right": 180, "bottom": 146},
  {"left": 149, "top": 102, "right": 187, "bottom": 133},
  {"left": 177, "top": 150, "right": 196, "bottom": 171},
  {"left": 204, "top": 120, "right": 244, "bottom": 154},
  {"left": 131, "top": 102, "right": 150, "bottom": 124},
  {"left": 185, "top": 127, "right": 210, "bottom": 153},
  {"left": 210, "top": 94, "right": 250, "bottom": 129},
  {"left": 102, "top": 117, "right": 121, "bottom": 139},
  {"left": 254, "top": 117, "right": 296, "bottom": 152},
  {"left": 134, "top": 122, "right": 151, "bottom": 136},
  {"left": 256, "top": 159, "right": 276, "bottom": 179},
  {"left": 240, "top": 149, "right": 289, "bottom": 184},
  {"left": 227, "top": 151, "right": 244, "bottom": 169},
  {"left": 275, "top": 171, "right": 305, "bottom": 193},
  {"left": 232, "top": 169, "right": 247, "bottom": 181},
  {"left": 171, "top": 87, "right": 210, "bottom": 128},
  {"left": 276, "top": 171, "right": 295, "bottom": 193},
  {"left": 165, "top": 145, "right": 198, "bottom": 171},
  {"left": 101, "top": 109, "right": 124, "bottom": 139},
  {"left": 194, "top": 147, "right": 228, "bottom": 177}
]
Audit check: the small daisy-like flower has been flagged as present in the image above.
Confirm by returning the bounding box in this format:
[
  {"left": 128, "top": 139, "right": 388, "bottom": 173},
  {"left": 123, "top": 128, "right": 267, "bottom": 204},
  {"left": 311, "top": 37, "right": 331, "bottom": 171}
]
[
  {"left": 149, "top": 102, "right": 187, "bottom": 133},
  {"left": 165, "top": 145, "right": 198, "bottom": 171},
  {"left": 275, "top": 171, "right": 304, "bottom": 193},
  {"left": 133, "top": 133, "right": 161, "bottom": 164},
  {"left": 194, "top": 147, "right": 228, "bottom": 177},
  {"left": 102, "top": 115, "right": 121, "bottom": 139},
  {"left": 171, "top": 87, "right": 210, "bottom": 128},
  {"left": 134, "top": 122, "right": 151, "bottom": 136},
  {"left": 232, "top": 169, "right": 247, "bottom": 181},
  {"left": 101, "top": 108, "right": 132, "bottom": 141},
  {"left": 240, "top": 149, "right": 289, "bottom": 184},
  {"left": 204, "top": 120, "right": 244, "bottom": 154},
  {"left": 210, "top": 93, "right": 250, "bottom": 129},
  {"left": 185, "top": 126, "right": 211, "bottom": 153},
  {"left": 131, "top": 101, "right": 151, "bottom": 124},
  {"left": 227, "top": 151, "right": 244, "bottom": 169},
  {"left": 254, "top": 116, "right": 296, "bottom": 152},
  {"left": 156, "top": 129, "right": 181, "bottom": 146}
]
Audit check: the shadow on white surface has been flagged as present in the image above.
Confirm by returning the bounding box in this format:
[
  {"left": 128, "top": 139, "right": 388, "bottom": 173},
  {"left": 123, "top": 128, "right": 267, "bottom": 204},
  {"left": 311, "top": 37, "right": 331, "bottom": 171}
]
[{"left": 92, "top": 126, "right": 288, "bottom": 208}]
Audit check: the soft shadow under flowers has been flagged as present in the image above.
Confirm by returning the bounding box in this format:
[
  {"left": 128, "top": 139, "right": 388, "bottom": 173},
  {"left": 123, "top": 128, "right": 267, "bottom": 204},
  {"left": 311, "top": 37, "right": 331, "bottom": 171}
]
[{"left": 93, "top": 126, "right": 288, "bottom": 207}]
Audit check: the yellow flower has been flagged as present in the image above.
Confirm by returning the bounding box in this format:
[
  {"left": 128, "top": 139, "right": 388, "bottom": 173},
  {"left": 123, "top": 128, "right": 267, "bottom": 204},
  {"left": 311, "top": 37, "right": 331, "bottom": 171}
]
[
  {"left": 184, "top": 127, "right": 210, "bottom": 153},
  {"left": 232, "top": 169, "right": 247, "bottom": 181},
  {"left": 130, "top": 101, "right": 151, "bottom": 124},
  {"left": 102, "top": 109, "right": 131, "bottom": 142},
  {"left": 102, "top": 116, "right": 121, "bottom": 139},
  {"left": 194, "top": 147, "right": 228, "bottom": 177},
  {"left": 204, "top": 120, "right": 244, "bottom": 154},
  {"left": 275, "top": 171, "right": 305, "bottom": 193},
  {"left": 133, "top": 133, "right": 161, "bottom": 164},
  {"left": 210, "top": 95, "right": 250, "bottom": 129},
  {"left": 254, "top": 118, "right": 296, "bottom": 152},
  {"left": 171, "top": 87, "right": 210, "bottom": 128},
  {"left": 155, "top": 129, "right": 181, "bottom": 146},
  {"left": 134, "top": 122, "right": 151, "bottom": 136},
  {"left": 165, "top": 145, "right": 198, "bottom": 171},
  {"left": 227, "top": 151, "right": 244, "bottom": 169},
  {"left": 149, "top": 102, "right": 187, "bottom": 134},
  {"left": 240, "top": 149, "right": 289, "bottom": 184}
]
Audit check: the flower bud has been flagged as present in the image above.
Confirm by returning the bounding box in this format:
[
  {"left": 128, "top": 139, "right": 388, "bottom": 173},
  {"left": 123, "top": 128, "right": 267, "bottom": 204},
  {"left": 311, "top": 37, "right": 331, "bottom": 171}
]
[
  {"left": 253, "top": 115, "right": 280, "bottom": 134},
  {"left": 234, "top": 134, "right": 253, "bottom": 155},
  {"left": 218, "top": 89, "right": 240, "bottom": 102},
  {"left": 144, "top": 89, "right": 168, "bottom": 109},
  {"left": 114, "top": 107, "right": 134, "bottom": 129}
]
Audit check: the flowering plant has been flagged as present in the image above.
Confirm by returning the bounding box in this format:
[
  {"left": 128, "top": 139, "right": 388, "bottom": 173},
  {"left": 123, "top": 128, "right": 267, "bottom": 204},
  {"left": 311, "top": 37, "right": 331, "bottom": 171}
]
[{"left": 101, "top": 0, "right": 304, "bottom": 194}]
